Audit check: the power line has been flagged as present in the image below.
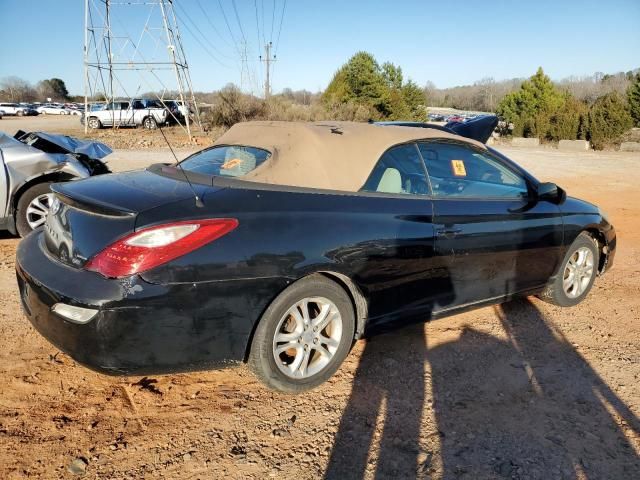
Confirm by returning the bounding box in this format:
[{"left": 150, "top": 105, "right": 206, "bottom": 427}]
[
  {"left": 195, "top": 0, "right": 233, "bottom": 48},
  {"left": 231, "top": 0, "right": 247, "bottom": 46},
  {"left": 254, "top": 0, "right": 262, "bottom": 51},
  {"left": 216, "top": 0, "right": 241, "bottom": 54},
  {"left": 270, "top": 0, "right": 276, "bottom": 42},
  {"left": 274, "top": 0, "right": 286, "bottom": 55},
  {"left": 176, "top": 11, "right": 231, "bottom": 68},
  {"left": 261, "top": 0, "right": 267, "bottom": 45},
  {"left": 174, "top": 1, "right": 232, "bottom": 63}
]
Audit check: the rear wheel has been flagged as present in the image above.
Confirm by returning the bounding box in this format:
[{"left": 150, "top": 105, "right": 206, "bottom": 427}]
[
  {"left": 248, "top": 275, "right": 355, "bottom": 393},
  {"left": 538, "top": 232, "right": 599, "bottom": 307},
  {"left": 16, "top": 182, "right": 54, "bottom": 237},
  {"left": 143, "top": 116, "right": 157, "bottom": 129},
  {"left": 17, "top": 110, "right": 24, "bottom": 117}
]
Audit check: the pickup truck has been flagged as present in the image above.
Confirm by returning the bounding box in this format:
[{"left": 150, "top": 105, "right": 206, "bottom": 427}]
[{"left": 81, "top": 99, "right": 168, "bottom": 129}]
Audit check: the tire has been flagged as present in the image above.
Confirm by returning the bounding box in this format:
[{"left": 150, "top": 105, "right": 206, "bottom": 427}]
[
  {"left": 143, "top": 116, "right": 157, "bottom": 129},
  {"left": 538, "top": 232, "right": 599, "bottom": 307},
  {"left": 15, "top": 182, "right": 55, "bottom": 237},
  {"left": 248, "top": 275, "right": 355, "bottom": 393},
  {"left": 17, "top": 110, "right": 24, "bottom": 117},
  {"left": 87, "top": 117, "right": 102, "bottom": 129}
]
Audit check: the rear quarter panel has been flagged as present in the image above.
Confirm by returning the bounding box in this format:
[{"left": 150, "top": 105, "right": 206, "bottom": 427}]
[{"left": 138, "top": 185, "right": 439, "bottom": 324}]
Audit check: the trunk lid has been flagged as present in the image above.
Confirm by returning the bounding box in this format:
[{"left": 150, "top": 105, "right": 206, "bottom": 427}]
[{"left": 43, "top": 168, "right": 215, "bottom": 268}]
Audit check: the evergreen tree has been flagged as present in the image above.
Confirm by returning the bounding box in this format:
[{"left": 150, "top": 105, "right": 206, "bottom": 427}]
[
  {"left": 323, "top": 52, "right": 425, "bottom": 121},
  {"left": 548, "top": 93, "right": 589, "bottom": 141},
  {"left": 496, "top": 67, "right": 563, "bottom": 139},
  {"left": 627, "top": 73, "right": 640, "bottom": 127},
  {"left": 588, "top": 92, "right": 633, "bottom": 150}
]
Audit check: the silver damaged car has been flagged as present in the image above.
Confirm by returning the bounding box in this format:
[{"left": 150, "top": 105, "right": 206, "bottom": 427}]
[{"left": 0, "top": 130, "right": 111, "bottom": 236}]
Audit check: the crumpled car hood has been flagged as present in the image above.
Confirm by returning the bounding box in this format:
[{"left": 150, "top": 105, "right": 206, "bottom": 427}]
[{"left": 12, "top": 131, "right": 112, "bottom": 160}]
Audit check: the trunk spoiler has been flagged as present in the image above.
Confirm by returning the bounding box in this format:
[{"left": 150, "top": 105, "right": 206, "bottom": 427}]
[
  {"left": 444, "top": 115, "right": 498, "bottom": 144},
  {"left": 376, "top": 115, "right": 498, "bottom": 144}
]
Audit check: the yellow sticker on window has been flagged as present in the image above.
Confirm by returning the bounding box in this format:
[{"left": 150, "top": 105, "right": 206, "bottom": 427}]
[
  {"left": 221, "top": 158, "right": 243, "bottom": 170},
  {"left": 451, "top": 159, "right": 467, "bottom": 177}
]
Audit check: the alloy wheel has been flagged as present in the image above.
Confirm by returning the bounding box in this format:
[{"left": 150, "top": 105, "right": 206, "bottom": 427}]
[
  {"left": 563, "top": 247, "right": 594, "bottom": 298},
  {"left": 26, "top": 193, "right": 53, "bottom": 230},
  {"left": 272, "top": 297, "right": 343, "bottom": 379}
]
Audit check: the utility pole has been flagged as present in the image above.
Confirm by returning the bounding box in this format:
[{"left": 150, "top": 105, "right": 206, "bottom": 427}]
[{"left": 260, "top": 41, "right": 276, "bottom": 99}]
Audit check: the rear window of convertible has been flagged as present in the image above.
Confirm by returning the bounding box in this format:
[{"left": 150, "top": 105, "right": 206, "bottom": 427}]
[{"left": 179, "top": 145, "right": 271, "bottom": 177}]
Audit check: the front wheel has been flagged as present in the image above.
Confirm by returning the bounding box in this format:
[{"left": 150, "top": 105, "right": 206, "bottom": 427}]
[
  {"left": 248, "top": 275, "right": 355, "bottom": 393},
  {"left": 15, "top": 182, "right": 55, "bottom": 237},
  {"left": 538, "top": 232, "right": 599, "bottom": 307}
]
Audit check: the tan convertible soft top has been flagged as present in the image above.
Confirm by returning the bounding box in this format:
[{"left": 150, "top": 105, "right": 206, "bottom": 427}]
[{"left": 213, "top": 121, "right": 485, "bottom": 192}]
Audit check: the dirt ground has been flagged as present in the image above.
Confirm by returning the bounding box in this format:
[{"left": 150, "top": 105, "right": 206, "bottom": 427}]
[
  {"left": 0, "top": 117, "right": 639, "bottom": 479},
  {"left": 0, "top": 114, "right": 216, "bottom": 149}
]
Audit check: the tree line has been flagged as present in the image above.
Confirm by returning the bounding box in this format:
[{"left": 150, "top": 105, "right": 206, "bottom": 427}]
[
  {"left": 2, "top": 53, "right": 639, "bottom": 150},
  {"left": 0, "top": 76, "right": 73, "bottom": 103},
  {"left": 496, "top": 67, "right": 638, "bottom": 149}
]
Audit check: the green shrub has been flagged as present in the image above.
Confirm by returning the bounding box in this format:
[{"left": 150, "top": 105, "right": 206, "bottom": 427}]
[
  {"left": 548, "top": 94, "right": 589, "bottom": 141},
  {"left": 201, "top": 85, "right": 267, "bottom": 128},
  {"left": 628, "top": 73, "right": 640, "bottom": 127},
  {"left": 588, "top": 92, "right": 633, "bottom": 150}
]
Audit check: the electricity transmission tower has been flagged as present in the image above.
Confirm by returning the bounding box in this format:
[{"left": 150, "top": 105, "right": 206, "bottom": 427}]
[
  {"left": 259, "top": 41, "right": 276, "bottom": 99},
  {"left": 83, "top": 0, "right": 201, "bottom": 138}
]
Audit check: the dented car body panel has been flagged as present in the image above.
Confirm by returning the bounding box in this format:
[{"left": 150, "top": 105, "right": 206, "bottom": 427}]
[{"left": 0, "top": 131, "right": 111, "bottom": 231}]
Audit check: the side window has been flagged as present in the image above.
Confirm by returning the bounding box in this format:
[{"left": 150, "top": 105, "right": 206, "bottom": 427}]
[
  {"left": 418, "top": 142, "right": 528, "bottom": 198},
  {"left": 362, "top": 143, "right": 430, "bottom": 195}
]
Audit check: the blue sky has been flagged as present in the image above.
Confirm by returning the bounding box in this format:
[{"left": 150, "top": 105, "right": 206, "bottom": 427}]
[{"left": 0, "top": 0, "right": 638, "bottom": 96}]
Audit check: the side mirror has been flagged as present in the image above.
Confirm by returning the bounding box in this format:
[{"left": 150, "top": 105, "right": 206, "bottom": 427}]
[{"left": 537, "top": 182, "right": 565, "bottom": 203}]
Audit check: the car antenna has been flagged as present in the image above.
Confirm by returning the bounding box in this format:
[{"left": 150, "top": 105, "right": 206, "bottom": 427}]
[{"left": 156, "top": 122, "right": 204, "bottom": 208}]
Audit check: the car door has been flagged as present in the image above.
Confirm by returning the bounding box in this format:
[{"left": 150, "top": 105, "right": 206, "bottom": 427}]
[
  {"left": 100, "top": 103, "right": 117, "bottom": 126},
  {"left": 418, "top": 140, "right": 564, "bottom": 310},
  {"left": 356, "top": 143, "right": 454, "bottom": 328}
]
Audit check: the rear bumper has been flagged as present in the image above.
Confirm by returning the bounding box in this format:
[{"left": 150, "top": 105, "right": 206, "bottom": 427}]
[{"left": 16, "top": 232, "right": 287, "bottom": 375}]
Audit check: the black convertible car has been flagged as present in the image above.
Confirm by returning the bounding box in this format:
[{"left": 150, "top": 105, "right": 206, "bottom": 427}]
[{"left": 16, "top": 121, "right": 616, "bottom": 393}]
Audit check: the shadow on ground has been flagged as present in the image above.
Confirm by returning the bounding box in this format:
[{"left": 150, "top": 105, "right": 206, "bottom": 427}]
[{"left": 325, "top": 298, "right": 640, "bottom": 479}]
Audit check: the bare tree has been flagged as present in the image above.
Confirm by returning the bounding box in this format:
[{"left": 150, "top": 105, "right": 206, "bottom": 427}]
[{"left": 0, "top": 76, "right": 37, "bottom": 102}]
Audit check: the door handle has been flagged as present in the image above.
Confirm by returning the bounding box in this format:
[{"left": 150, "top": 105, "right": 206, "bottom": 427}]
[{"left": 436, "top": 228, "right": 462, "bottom": 238}]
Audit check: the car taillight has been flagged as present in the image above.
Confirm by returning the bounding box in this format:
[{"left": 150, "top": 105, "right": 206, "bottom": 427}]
[{"left": 85, "top": 219, "right": 238, "bottom": 278}]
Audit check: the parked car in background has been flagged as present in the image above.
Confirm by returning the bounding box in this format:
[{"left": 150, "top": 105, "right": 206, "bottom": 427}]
[
  {"left": 16, "top": 121, "right": 616, "bottom": 393},
  {"left": 37, "top": 105, "right": 71, "bottom": 115},
  {"left": 67, "top": 107, "right": 83, "bottom": 116},
  {"left": 0, "top": 103, "right": 38, "bottom": 116},
  {"left": 0, "top": 130, "right": 111, "bottom": 236},
  {"left": 82, "top": 99, "right": 168, "bottom": 129},
  {"left": 445, "top": 114, "right": 465, "bottom": 123}
]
